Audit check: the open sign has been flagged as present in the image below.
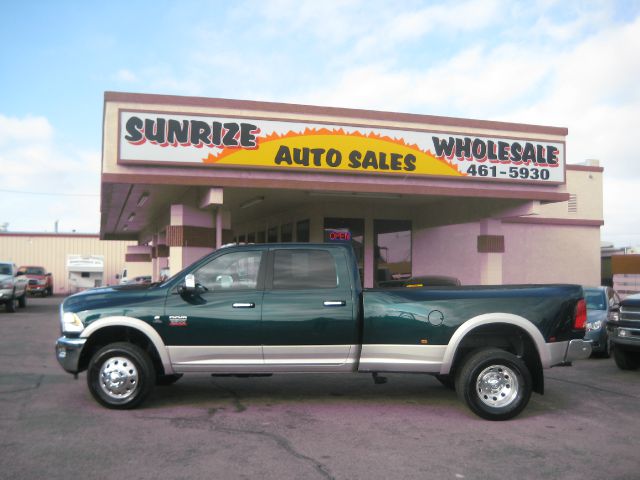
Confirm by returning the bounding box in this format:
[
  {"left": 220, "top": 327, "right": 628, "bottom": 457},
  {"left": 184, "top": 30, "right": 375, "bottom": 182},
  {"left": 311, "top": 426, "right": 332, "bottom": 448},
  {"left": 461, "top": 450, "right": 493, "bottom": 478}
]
[{"left": 324, "top": 229, "right": 352, "bottom": 242}]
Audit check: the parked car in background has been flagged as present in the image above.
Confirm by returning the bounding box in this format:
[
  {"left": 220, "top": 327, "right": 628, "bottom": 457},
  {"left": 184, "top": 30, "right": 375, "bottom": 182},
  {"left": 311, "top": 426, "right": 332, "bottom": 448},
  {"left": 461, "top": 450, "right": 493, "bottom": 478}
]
[
  {"left": 132, "top": 275, "right": 152, "bottom": 284},
  {"left": 17, "top": 266, "right": 53, "bottom": 296},
  {"left": 607, "top": 293, "right": 640, "bottom": 370},
  {"left": 583, "top": 286, "right": 620, "bottom": 358},
  {"left": 0, "top": 262, "right": 28, "bottom": 312},
  {"left": 377, "top": 275, "right": 462, "bottom": 288},
  {"left": 404, "top": 275, "right": 462, "bottom": 287}
]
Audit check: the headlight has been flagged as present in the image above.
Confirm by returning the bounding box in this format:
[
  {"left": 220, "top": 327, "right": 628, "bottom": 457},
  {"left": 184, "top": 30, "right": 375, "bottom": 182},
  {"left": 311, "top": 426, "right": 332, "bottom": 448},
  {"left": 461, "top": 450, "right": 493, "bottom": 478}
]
[
  {"left": 607, "top": 311, "right": 619, "bottom": 322},
  {"left": 586, "top": 320, "right": 602, "bottom": 331},
  {"left": 61, "top": 312, "right": 84, "bottom": 334}
]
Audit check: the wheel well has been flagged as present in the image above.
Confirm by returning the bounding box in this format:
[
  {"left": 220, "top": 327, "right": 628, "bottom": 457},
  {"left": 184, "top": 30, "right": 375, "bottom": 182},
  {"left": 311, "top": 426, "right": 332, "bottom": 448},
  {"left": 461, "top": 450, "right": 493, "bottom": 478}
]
[
  {"left": 78, "top": 326, "right": 165, "bottom": 376},
  {"left": 450, "top": 323, "right": 544, "bottom": 394}
]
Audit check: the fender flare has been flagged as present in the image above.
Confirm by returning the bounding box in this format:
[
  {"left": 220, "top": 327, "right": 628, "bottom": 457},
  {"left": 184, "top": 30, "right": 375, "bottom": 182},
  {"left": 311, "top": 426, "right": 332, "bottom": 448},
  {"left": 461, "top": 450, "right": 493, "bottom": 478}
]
[
  {"left": 81, "top": 316, "right": 174, "bottom": 375},
  {"left": 439, "top": 313, "right": 550, "bottom": 375}
]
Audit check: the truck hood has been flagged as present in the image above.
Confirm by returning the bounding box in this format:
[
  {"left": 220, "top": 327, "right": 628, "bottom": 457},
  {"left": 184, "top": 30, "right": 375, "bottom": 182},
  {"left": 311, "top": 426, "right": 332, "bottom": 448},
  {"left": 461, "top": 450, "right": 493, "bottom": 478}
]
[
  {"left": 0, "top": 274, "right": 11, "bottom": 282},
  {"left": 24, "top": 274, "right": 46, "bottom": 280},
  {"left": 62, "top": 282, "right": 161, "bottom": 313},
  {"left": 621, "top": 294, "right": 640, "bottom": 308}
]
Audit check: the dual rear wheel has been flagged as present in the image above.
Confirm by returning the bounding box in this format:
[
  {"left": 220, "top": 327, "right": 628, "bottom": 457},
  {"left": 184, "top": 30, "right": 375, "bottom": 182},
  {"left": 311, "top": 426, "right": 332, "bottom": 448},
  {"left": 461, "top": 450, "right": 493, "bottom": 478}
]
[{"left": 453, "top": 348, "right": 532, "bottom": 421}]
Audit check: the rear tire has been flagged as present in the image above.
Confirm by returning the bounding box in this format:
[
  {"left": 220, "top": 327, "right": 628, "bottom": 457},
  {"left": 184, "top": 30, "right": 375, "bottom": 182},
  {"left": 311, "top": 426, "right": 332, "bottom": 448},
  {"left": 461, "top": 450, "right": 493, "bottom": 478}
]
[
  {"left": 613, "top": 347, "right": 639, "bottom": 370},
  {"left": 87, "top": 342, "right": 155, "bottom": 409},
  {"left": 455, "top": 348, "right": 532, "bottom": 421}
]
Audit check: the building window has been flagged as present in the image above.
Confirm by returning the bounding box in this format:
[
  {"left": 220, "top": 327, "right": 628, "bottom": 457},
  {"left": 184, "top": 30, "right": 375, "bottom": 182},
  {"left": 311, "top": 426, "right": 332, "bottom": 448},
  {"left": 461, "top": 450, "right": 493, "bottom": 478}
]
[
  {"left": 296, "top": 220, "right": 310, "bottom": 242},
  {"left": 281, "top": 223, "right": 293, "bottom": 242},
  {"left": 374, "top": 219, "right": 411, "bottom": 286},
  {"left": 268, "top": 227, "right": 278, "bottom": 243},
  {"left": 324, "top": 218, "right": 365, "bottom": 280}
]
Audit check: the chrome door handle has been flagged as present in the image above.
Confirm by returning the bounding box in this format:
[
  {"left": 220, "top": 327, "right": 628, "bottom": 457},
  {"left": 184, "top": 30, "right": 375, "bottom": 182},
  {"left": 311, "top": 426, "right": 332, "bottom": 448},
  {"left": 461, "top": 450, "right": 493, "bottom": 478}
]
[
  {"left": 232, "top": 302, "right": 255, "bottom": 308},
  {"left": 323, "top": 300, "right": 346, "bottom": 307}
]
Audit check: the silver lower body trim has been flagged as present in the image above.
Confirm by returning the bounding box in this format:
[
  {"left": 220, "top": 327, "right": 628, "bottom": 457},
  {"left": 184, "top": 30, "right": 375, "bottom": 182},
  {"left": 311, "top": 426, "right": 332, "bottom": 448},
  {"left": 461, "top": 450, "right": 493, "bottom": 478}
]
[
  {"left": 358, "top": 344, "right": 445, "bottom": 373},
  {"left": 167, "top": 344, "right": 358, "bottom": 373}
]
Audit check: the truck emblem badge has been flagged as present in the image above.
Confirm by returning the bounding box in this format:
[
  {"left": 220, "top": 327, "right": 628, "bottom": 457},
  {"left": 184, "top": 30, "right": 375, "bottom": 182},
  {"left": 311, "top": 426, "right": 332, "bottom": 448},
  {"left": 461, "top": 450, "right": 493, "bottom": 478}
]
[{"left": 169, "top": 315, "right": 188, "bottom": 327}]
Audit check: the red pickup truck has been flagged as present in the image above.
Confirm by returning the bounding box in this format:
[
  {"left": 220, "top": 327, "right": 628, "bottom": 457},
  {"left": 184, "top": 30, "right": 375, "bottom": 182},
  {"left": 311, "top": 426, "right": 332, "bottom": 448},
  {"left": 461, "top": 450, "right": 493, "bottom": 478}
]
[{"left": 17, "top": 266, "right": 53, "bottom": 296}]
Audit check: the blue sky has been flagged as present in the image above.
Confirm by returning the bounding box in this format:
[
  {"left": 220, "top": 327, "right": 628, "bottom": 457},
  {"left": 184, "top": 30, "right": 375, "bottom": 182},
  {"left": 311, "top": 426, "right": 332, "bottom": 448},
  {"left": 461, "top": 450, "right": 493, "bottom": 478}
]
[{"left": 1, "top": 0, "right": 639, "bottom": 247}]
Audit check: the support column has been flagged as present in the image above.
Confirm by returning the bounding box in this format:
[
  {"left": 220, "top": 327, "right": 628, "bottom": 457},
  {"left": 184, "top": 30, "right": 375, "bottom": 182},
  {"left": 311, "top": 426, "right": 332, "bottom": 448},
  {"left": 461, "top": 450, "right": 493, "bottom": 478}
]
[
  {"left": 478, "top": 219, "right": 504, "bottom": 285},
  {"left": 364, "top": 217, "right": 374, "bottom": 288},
  {"left": 124, "top": 244, "right": 153, "bottom": 282},
  {"left": 152, "top": 232, "right": 169, "bottom": 282},
  {"left": 167, "top": 204, "right": 216, "bottom": 274}
]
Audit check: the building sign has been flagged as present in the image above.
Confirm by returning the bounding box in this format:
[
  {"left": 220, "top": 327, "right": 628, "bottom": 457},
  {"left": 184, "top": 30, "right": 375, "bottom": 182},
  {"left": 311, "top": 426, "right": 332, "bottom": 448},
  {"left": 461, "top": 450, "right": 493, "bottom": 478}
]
[
  {"left": 119, "top": 111, "right": 565, "bottom": 184},
  {"left": 324, "top": 229, "right": 352, "bottom": 243}
]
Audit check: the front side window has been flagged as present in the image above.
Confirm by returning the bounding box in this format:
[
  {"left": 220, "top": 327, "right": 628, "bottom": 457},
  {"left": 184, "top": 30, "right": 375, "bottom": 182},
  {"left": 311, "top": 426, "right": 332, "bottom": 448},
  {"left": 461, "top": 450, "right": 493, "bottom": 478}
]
[
  {"left": 273, "top": 249, "right": 337, "bottom": 290},
  {"left": 195, "top": 251, "right": 262, "bottom": 291}
]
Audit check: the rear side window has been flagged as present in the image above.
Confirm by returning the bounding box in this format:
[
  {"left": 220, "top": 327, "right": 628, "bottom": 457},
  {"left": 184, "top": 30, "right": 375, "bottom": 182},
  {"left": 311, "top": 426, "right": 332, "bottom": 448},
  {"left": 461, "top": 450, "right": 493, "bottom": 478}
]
[{"left": 273, "top": 249, "right": 337, "bottom": 289}]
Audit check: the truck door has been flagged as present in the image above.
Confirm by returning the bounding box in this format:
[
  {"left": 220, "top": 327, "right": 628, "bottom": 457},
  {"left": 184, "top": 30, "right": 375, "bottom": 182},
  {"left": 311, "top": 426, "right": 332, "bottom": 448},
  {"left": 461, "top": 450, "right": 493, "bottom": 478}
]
[
  {"left": 163, "top": 249, "right": 265, "bottom": 369},
  {"left": 261, "top": 247, "right": 358, "bottom": 369}
]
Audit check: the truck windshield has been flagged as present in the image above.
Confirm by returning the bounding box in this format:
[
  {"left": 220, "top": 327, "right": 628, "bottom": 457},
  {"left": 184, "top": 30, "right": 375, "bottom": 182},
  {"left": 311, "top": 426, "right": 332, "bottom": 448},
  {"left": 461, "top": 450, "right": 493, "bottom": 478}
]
[
  {"left": 21, "top": 267, "right": 45, "bottom": 275},
  {"left": 0, "top": 264, "right": 11, "bottom": 275}
]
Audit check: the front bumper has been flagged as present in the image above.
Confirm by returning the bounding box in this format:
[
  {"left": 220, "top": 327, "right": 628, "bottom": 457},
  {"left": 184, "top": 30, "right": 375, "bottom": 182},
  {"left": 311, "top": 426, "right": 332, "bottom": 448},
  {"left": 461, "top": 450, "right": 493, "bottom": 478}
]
[
  {"left": 55, "top": 336, "right": 87, "bottom": 374},
  {"left": 609, "top": 325, "right": 640, "bottom": 351},
  {"left": 0, "top": 288, "right": 14, "bottom": 300},
  {"left": 27, "top": 285, "right": 47, "bottom": 292}
]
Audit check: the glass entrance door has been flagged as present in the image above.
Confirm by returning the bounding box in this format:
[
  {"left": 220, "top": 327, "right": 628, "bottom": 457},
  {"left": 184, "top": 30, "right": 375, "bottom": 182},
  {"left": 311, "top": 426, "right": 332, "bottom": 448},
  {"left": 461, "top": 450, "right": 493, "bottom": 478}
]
[{"left": 374, "top": 219, "right": 412, "bottom": 287}]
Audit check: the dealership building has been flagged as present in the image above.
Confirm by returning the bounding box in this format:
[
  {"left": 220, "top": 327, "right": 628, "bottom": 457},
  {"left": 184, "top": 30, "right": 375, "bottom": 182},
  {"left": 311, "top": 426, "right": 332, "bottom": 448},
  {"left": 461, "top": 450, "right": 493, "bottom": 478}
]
[{"left": 100, "top": 91, "right": 603, "bottom": 287}]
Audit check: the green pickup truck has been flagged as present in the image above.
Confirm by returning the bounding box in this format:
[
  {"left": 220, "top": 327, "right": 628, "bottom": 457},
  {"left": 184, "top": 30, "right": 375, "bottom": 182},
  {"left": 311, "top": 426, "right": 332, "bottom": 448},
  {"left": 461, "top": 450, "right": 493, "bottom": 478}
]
[{"left": 56, "top": 243, "right": 591, "bottom": 420}]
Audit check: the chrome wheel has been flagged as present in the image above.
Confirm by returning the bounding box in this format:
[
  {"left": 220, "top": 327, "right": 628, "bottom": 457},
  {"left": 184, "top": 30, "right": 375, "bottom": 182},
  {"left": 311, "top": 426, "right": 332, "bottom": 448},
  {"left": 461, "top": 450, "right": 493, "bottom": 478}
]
[
  {"left": 98, "top": 356, "right": 139, "bottom": 400},
  {"left": 476, "top": 364, "right": 519, "bottom": 408}
]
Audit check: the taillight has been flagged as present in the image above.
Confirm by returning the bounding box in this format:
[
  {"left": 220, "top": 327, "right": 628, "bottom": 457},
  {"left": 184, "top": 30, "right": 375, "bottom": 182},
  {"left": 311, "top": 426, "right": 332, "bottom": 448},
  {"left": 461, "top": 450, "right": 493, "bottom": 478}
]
[{"left": 574, "top": 299, "right": 587, "bottom": 330}]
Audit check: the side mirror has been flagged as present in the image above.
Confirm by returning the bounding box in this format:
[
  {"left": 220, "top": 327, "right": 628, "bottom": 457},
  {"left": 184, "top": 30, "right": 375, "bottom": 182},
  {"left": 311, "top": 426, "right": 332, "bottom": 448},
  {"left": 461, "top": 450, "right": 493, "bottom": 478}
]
[{"left": 178, "top": 274, "right": 207, "bottom": 296}]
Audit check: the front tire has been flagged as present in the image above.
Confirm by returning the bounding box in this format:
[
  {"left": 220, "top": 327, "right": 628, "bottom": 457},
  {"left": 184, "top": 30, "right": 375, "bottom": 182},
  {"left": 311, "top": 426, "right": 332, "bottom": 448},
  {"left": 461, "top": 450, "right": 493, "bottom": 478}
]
[
  {"left": 435, "top": 374, "right": 455, "bottom": 390},
  {"left": 87, "top": 342, "right": 155, "bottom": 409},
  {"left": 5, "top": 292, "right": 16, "bottom": 313},
  {"left": 455, "top": 348, "right": 532, "bottom": 421},
  {"left": 613, "top": 347, "right": 639, "bottom": 370}
]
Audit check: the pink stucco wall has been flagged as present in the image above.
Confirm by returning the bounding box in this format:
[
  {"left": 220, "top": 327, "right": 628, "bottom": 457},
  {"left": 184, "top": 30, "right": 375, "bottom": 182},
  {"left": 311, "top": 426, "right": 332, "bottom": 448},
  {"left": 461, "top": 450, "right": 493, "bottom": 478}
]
[
  {"left": 412, "top": 223, "right": 483, "bottom": 285},
  {"left": 502, "top": 223, "right": 601, "bottom": 285}
]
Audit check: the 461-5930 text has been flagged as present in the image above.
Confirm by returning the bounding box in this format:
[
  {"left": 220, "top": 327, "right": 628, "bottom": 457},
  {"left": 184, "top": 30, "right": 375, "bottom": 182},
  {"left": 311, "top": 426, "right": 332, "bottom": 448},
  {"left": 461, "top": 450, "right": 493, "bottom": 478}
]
[{"left": 466, "top": 165, "right": 550, "bottom": 180}]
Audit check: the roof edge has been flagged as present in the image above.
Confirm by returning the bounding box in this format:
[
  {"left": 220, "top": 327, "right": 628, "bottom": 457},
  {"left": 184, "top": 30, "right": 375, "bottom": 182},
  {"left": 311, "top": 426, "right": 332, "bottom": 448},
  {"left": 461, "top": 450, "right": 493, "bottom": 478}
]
[{"left": 104, "top": 91, "right": 569, "bottom": 137}]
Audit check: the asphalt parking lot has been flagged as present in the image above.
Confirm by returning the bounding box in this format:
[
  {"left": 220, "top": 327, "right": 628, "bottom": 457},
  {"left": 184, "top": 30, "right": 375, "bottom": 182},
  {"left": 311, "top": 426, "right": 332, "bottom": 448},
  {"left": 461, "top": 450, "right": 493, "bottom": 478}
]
[{"left": 1, "top": 296, "right": 639, "bottom": 480}]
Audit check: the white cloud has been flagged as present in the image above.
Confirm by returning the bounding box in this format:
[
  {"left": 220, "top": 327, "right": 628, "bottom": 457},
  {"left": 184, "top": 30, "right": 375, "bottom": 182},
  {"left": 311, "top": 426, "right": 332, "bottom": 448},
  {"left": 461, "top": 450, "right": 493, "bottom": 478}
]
[
  {"left": 114, "top": 69, "right": 138, "bottom": 83},
  {"left": 0, "top": 114, "right": 53, "bottom": 146},
  {"left": 0, "top": 114, "right": 100, "bottom": 233}
]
